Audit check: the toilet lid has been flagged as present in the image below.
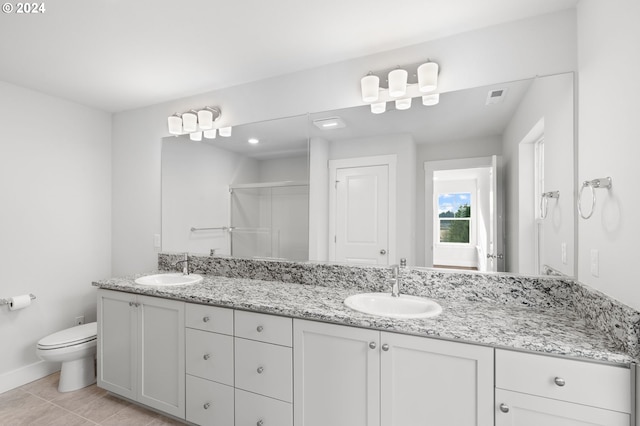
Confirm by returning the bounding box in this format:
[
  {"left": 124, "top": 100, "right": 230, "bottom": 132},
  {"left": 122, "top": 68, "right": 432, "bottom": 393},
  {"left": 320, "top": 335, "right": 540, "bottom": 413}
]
[{"left": 38, "top": 322, "right": 97, "bottom": 348}]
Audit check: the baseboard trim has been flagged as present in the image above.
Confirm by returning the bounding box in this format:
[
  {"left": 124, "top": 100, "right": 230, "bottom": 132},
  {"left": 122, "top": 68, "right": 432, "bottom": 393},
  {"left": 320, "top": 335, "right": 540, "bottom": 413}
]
[{"left": 0, "top": 361, "right": 60, "bottom": 394}]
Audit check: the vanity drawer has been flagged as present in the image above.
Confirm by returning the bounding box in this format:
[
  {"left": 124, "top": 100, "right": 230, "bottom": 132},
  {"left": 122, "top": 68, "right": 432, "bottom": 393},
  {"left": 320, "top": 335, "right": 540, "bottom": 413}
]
[
  {"left": 235, "top": 310, "right": 292, "bottom": 347},
  {"left": 235, "top": 337, "right": 292, "bottom": 402},
  {"left": 185, "top": 303, "right": 233, "bottom": 335},
  {"left": 235, "top": 388, "right": 292, "bottom": 426},
  {"left": 186, "top": 328, "right": 234, "bottom": 386},
  {"left": 186, "top": 375, "right": 234, "bottom": 426},
  {"left": 495, "top": 349, "right": 631, "bottom": 413}
]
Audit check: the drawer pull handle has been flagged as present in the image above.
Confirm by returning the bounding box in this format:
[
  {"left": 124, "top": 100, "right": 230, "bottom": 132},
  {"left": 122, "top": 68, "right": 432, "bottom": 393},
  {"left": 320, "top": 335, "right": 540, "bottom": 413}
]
[
  {"left": 499, "top": 403, "right": 510, "bottom": 413},
  {"left": 203, "top": 354, "right": 211, "bottom": 360},
  {"left": 203, "top": 402, "right": 211, "bottom": 410},
  {"left": 369, "top": 342, "right": 376, "bottom": 349},
  {"left": 203, "top": 316, "right": 210, "bottom": 323},
  {"left": 554, "top": 377, "right": 566, "bottom": 387},
  {"left": 382, "top": 344, "right": 389, "bottom": 351},
  {"left": 256, "top": 325, "right": 264, "bottom": 332},
  {"left": 257, "top": 366, "right": 264, "bottom": 374},
  {"left": 257, "top": 421, "right": 264, "bottom": 426}
]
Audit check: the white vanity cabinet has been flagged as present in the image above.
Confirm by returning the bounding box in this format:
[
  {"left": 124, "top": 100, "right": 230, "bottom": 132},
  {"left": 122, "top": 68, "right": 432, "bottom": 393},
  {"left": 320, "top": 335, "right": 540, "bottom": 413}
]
[
  {"left": 96, "top": 289, "right": 185, "bottom": 419},
  {"left": 495, "top": 349, "right": 632, "bottom": 426},
  {"left": 184, "top": 303, "right": 235, "bottom": 426},
  {"left": 293, "top": 319, "right": 494, "bottom": 426},
  {"left": 234, "top": 310, "right": 293, "bottom": 426}
]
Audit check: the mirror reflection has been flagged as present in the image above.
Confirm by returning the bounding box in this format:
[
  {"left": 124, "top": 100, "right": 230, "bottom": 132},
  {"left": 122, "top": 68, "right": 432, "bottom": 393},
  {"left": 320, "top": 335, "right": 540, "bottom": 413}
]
[{"left": 161, "top": 72, "right": 575, "bottom": 277}]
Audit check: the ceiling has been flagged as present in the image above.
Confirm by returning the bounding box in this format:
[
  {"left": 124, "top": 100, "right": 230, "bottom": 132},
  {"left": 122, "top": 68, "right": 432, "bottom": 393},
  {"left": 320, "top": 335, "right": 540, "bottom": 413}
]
[{"left": 0, "top": 0, "right": 576, "bottom": 112}]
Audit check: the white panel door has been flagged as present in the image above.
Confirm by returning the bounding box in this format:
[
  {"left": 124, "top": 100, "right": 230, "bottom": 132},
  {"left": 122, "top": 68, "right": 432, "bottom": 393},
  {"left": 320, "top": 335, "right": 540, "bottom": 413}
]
[
  {"left": 380, "top": 332, "right": 494, "bottom": 426},
  {"left": 335, "top": 165, "right": 389, "bottom": 265},
  {"left": 138, "top": 295, "right": 185, "bottom": 419},
  {"left": 495, "top": 389, "right": 630, "bottom": 426},
  {"left": 293, "top": 319, "right": 380, "bottom": 426},
  {"left": 97, "top": 289, "right": 137, "bottom": 400}
]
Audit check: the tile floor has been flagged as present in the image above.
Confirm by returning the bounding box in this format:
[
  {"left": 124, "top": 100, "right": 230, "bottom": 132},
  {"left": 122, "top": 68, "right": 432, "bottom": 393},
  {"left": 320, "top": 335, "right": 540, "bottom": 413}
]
[{"left": 0, "top": 372, "right": 184, "bottom": 425}]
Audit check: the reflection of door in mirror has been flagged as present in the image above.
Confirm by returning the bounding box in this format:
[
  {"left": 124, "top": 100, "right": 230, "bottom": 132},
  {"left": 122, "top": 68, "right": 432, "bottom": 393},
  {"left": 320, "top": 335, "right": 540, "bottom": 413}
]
[
  {"left": 426, "top": 156, "right": 501, "bottom": 272},
  {"left": 328, "top": 155, "right": 397, "bottom": 265}
]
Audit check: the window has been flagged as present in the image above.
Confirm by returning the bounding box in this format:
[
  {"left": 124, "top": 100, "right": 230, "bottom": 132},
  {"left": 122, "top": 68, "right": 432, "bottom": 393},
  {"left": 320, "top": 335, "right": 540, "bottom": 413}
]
[{"left": 438, "top": 193, "right": 471, "bottom": 243}]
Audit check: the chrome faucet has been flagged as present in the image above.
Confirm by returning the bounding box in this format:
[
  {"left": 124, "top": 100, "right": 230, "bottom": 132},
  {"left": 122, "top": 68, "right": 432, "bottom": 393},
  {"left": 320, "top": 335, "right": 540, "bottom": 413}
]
[
  {"left": 175, "top": 253, "right": 189, "bottom": 275},
  {"left": 389, "top": 258, "right": 407, "bottom": 297}
]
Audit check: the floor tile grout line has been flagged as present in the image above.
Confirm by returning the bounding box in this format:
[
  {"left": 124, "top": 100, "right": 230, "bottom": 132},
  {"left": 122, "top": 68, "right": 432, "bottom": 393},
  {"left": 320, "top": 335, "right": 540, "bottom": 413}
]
[{"left": 43, "top": 399, "right": 101, "bottom": 425}]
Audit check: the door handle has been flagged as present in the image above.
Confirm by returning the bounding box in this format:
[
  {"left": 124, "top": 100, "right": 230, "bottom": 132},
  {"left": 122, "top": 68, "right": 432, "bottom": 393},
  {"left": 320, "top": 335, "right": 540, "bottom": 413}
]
[{"left": 380, "top": 249, "right": 387, "bottom": 255}]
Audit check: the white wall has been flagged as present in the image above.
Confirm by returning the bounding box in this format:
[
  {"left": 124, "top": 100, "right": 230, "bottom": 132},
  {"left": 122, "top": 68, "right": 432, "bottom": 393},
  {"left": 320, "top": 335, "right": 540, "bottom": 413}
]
[
  {"left": 161, "top": 138, "right": 258, "bottom": 255},
  {"left": 577, "top": 0, "right": 640, "bottom": 310},
  {"left": 502, "top": 73, "right": 575, "bottom": 276},
  {"left": 0, "top": 81, "right": 111, "bottom": 392},
  {"left": 111, "top": 10, "right": 577, "bottom": 276}
]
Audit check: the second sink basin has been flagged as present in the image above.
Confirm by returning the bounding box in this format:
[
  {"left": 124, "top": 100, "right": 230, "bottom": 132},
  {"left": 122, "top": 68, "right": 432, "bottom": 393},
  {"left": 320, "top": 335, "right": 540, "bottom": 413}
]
[
  {"left": 134, "top": 273, "right": 203, "bottom": 286},
  {"left": 344, "top": 293, "right": 442, "bottom": 319}
]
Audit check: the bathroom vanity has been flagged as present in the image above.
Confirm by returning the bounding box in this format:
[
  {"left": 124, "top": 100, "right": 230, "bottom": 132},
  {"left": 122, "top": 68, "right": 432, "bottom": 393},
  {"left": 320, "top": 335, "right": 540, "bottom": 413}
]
[{"left": 94, "top": 255, "right": 638, "bottom": 426}]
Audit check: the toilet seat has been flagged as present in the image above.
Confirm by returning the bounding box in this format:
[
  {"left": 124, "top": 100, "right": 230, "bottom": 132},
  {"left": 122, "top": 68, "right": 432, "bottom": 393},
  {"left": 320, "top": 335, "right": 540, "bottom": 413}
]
[{"left": 37, "top": 322, "right": 97, "bottom": 350}]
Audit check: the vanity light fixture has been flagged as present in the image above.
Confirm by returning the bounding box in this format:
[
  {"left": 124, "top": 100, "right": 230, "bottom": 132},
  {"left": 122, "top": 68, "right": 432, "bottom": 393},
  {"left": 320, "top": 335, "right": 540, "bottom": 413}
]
[
  {"left": 167, "top": 114, "right": 182, "bottom": 135},
  {"left": 422, "top": 93, "right": 440, "bottom": 106},
  {"left": 166, "top": 106, "right": 228, "bottom": 140},
  {"left": 360, "top": 60, "right": 439, "bottom": 114},
  {"left": 388, "top": 68, "right": 408, "bottom": 98},
  {"left": 395, "top": 98, "right": 412, "bottom": 110},
  {"left": 203, "top": 129, "right": 217, "bottom": 139},
  {"left": 182, "top": 110, "right": 198, "bottom": 133},
  {"left": 219, "top": 127, "right": 232, "bottom": 137},
  {"left": 361, "top": 73, "right": 380, "bottom": 102},
  {"left": 371, "top": 102, "right": 386, "bottom": 114}
]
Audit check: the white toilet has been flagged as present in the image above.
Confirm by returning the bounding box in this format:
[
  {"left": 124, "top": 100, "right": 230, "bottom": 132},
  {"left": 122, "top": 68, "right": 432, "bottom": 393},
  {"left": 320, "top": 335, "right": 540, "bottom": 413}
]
[{"left": 36, "top": 322, "right": 97, "bottom": 392}]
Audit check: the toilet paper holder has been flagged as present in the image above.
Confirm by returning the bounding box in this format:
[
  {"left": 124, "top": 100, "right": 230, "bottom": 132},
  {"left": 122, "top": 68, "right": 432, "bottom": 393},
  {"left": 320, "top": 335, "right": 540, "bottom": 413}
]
[{"left": 0, "top": 293, "right": 36, "bottom": 306}]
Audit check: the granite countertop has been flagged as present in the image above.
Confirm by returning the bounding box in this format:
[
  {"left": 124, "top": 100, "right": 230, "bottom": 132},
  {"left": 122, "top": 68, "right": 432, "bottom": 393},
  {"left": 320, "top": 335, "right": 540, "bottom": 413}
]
[{"left": 93, "top": 272, "right": 636, "bottom": 366}]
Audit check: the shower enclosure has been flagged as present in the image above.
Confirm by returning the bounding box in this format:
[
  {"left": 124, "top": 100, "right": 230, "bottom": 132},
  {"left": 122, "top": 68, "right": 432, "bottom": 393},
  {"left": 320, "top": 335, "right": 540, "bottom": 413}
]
[{"left": 229, "top": 181, "right": 309, "bottom": 261}]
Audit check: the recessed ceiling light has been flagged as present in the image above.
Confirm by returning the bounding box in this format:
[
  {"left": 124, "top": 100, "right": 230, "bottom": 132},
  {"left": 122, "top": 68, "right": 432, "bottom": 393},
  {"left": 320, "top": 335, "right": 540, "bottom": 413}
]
[
  {"left": 312, "top": 117, "right": 346, "bottom": 130},
  {"left": 248, "top": 138, "right": 259, "bottom": 144}
]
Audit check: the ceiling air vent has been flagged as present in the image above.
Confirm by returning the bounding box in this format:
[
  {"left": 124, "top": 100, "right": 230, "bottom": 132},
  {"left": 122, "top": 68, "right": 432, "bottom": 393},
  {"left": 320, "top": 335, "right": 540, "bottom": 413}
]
[{"left": 486, "top": 88, "right": 508, "bottom": 105}]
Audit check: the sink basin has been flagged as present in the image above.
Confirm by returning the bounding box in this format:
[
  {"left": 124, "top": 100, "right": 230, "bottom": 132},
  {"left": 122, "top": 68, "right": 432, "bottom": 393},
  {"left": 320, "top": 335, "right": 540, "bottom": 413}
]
[
  {"left": 134, "top": 273, "right": 203, "bottom": 286},
  {"left": 344, "top": 293, "right": 442, "bottom": 319}
]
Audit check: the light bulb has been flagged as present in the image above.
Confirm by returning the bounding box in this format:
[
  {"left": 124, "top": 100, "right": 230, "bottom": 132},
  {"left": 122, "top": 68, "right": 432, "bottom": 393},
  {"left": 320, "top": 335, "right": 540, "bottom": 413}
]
[
  {"left": 167, "top": 114, "right": 182, "bottom": 135},
  {"left": 422, "top": 93, "right": 440, "bottom": 106},
  {"left": 418, "top": 62, "right": 439, "bottom": 93},
  {"left": 182, "top": 111, "right": 198, "bottom": 132},
  {"left": 371, "top": 102, "right": 386, "bottom": 114},
  {"left": 197, "top": 109, "right": 214, "bottom": 130},
  {"left": 204, "top": 129, "right": 217, "bottom": 139},
  {"left": 388, "top": 69, "right": 408, "bottom": 98},
  {"left": 190, "top": 132, "right": 202, "bottom": 141},
  {"left": 395, "top": 98, "right": 412, "bottom": 110},
  {"left": 361, "top": 74, "right": 380, "bottom": 102},
  {"left": 219, "top": 127, "right": 232, "bottom": 137}
]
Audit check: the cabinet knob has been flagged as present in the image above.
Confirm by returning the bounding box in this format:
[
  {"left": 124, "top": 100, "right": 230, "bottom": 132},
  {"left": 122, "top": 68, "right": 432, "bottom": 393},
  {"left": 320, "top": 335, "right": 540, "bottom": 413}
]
[
  {"left": 554, "top": 377, "right": 566, "bottom": 387},
  {"left": 257, "top": 366, "right": 264, "bottom": 374},
  {"left": 129, "top": 301, "right": 134, "bottom": 306},
  {"left": 203, "top": 316, "right": 210, "bottom": 323},
  {"left": 203, "top": 354, "right": 211, "bottom": 360},
  {"left": 382, "top": 344, "right": 389, "bottom": 352},
  {"left": 257, "top": 421, "right": 264, "bottom": 426},
  {"left": 499, "top": 403, "right": 509, "bottom": 413},
  {"left": 257, "top": 325, "right": 264, "bottom": 332},
  {"left": 203, "top": 402, "right": 210, "bottom": 410},
  {"left": 369, "top": 342, "right": 376, "bottom": 349},
  {"left": 380, "top": 249, "right": 387, "bottom": 255}
]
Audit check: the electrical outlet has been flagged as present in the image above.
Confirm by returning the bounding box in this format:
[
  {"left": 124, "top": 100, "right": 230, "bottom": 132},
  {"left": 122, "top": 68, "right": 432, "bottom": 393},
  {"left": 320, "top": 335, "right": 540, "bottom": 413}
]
[
  {"left": 74, "top": 316, "right": 85, "bottom": 326},
  {"left": 590, "top": 249, "right": 599, "bottom": 277}
]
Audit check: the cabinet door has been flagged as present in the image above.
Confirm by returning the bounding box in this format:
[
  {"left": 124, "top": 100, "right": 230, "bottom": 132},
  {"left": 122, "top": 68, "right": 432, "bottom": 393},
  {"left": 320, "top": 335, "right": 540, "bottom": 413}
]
[
  {"left": 495, "top": 389, "right": 630, "bottom": 426},
  {"left": 137, "top": 295, "right": 185, "bottom": 419},
  {"left": 380, "top": 332, "right": 494, "bottom": 426},
  {"left": 97, "top": 289, "right": 137, "bottom": 400},
  {"left": 294, "top": 319, "right": 380, "bottom": 426}
]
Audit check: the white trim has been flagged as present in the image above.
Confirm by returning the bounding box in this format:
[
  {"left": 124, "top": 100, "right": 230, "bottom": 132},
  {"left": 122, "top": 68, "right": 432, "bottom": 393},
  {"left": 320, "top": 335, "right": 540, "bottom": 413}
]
[
  {"left": 328, "top": 155, "right": 397, "bottom": 263},
  {"left": 0, "top": 360, "right": 60, "bottom": 393}
]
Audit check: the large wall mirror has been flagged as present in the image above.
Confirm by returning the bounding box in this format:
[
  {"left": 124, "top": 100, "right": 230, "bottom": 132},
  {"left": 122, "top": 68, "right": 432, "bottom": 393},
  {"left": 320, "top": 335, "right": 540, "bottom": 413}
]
[{"left": 162, "top": 72, "right": 575, "bottom": 277}]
